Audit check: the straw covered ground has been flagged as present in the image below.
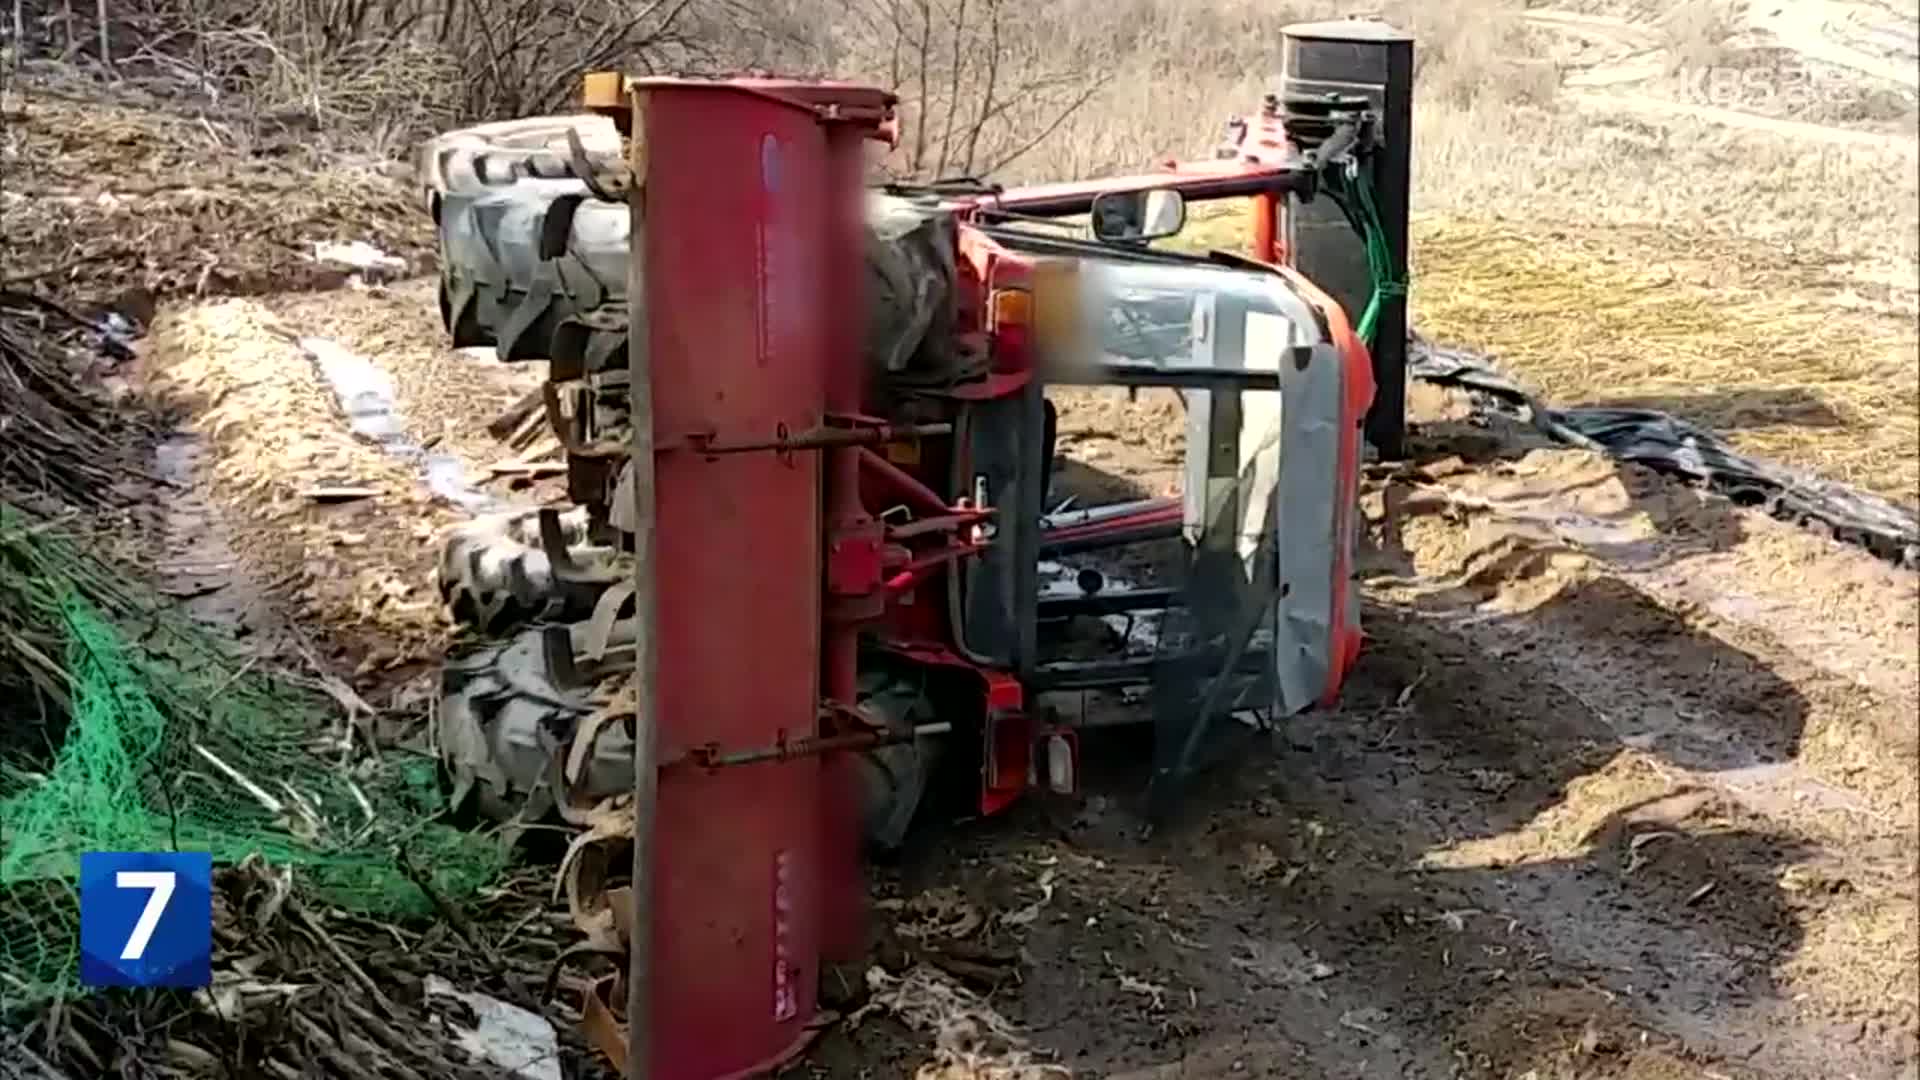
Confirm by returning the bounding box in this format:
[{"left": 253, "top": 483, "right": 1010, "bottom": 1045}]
[
  {"left": 1407, "top": 218, "right": 1919, "bottom": 501},
  {"left": 0, "top": 77, "right": 432, "bottom": 306},
  {"left": 135, "top": 288, "right": 548, "bottom": 674},
  {"left": 137, "top": 300, "right": 458, "bottom": 666}
]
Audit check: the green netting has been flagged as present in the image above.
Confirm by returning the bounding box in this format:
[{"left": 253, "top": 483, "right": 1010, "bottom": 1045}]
[{"left": 0, "top": 506, "right": 511, "bottom": 1010}]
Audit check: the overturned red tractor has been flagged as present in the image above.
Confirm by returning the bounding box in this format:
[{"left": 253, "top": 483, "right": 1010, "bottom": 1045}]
[{"left": 419, "top": 20, "right": 1411, "bottom": 1078}]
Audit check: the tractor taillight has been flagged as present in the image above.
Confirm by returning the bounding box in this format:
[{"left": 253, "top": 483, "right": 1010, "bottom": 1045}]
[
  {"left": 988, "top": 287, "right": 1031, "bottom": 329},
  {"left": 988, "top": 288, "right": 1033, "bottom": 373}
]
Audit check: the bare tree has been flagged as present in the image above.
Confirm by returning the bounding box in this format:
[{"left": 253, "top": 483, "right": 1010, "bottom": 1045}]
[
  {"left": 838, "top": 0, "right": 1111, "bottom": 181},
  {"left": 13, "top": 0, "right": 1121, "bottom": 176},
  {"left": 74, "top": 0, "right": 760, "bottom": 148}
]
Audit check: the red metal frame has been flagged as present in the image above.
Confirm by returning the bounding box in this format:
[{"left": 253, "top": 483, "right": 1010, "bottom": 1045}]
[
  {"left": 633, "top": 76, "right": 900, "bottom": 1080},
  {"left": 1270, "top": 263, "right": 1373, "bottom": 704}
]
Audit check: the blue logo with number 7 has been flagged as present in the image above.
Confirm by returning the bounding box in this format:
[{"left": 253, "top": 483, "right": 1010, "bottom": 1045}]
[{"left": 78, "top": 852, "right": 213, "bottom": 989}]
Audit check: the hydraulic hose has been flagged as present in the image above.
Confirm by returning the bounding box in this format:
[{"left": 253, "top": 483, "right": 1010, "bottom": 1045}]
[{"left": 1321, "top": 164, "right": 1406, "bottom": 347}]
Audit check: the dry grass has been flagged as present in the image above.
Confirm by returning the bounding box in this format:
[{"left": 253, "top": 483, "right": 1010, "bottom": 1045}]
[
  {"left": 264, "top": 279, "right": 549, "bottom": 475},
  {"left": 1169, "top": 31, "right": 1920, "bottom": 504},
  {"left": 1781, "top": 877, "right": 1920, "bottom": 1019},
  {"left": 825, "top": 0, "right": 1570, "bottom": 181},
  {"left": 1417, "top": 749, "right": 1920, "bottom": 1025},
  {"left": 16, "top": 0, "right": 1917, "bottom": 513},
  {"left": 1655, "top": 0, "right": 1744, "bottom": 73},
  {"left": 10, "top": 0, "right": 1908, "bottom": 509},
  {"left": 1188, "top": 200, "right": 1918, "bottom": 500},
  {"left": 1411, "top": 217, "right": 1919, "bottom": 500},
  {"left": 1397, "top": 0, "right": 1565, "bottom": 108},
  {"left": 1410, "top": 102, "right": 1919, "bottom": 269},
  {"left": 133, "top": 288, "right": 549, "bottom": 668},
  {"left": 10, "top": 0, "right": 756, "bottom": 143},
  {"left": 855, "top": 965, "right": 1071, "bottom": 1080}
]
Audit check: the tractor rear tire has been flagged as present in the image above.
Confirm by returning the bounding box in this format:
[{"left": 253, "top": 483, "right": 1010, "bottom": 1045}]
[
  {"left": 418, "top": 113, "right": 621, "bottom": 214},
  {"left": 433, "top": 178, "right": 963, "bottom": 383},
  {"left": 437, "top": 178, "right": 631, "bottom": 373}
]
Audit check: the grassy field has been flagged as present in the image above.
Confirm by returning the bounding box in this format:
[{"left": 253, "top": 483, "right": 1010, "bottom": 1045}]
[
  {"left": 1185, "top": 195, "right": 1918, "bottom": 500},
  {"left": 10, "top": 0, "right": 1914, "bottom": 503}
]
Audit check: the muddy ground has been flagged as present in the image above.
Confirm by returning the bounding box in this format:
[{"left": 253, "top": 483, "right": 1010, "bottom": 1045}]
[
  {"left": 10, "top": 200, "right": 1894, "bottom": 1080},
  {"left": 805, "top": 385, "right": 1919, "bottom": 1080}
]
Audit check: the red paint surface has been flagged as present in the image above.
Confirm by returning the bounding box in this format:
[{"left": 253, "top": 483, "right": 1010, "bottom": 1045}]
[
  {"left": 818, "top": 122, "right": 884, "bottom": 965},
  {"left": 640, "top": 79, "right": 833, "bottom": 1078}
]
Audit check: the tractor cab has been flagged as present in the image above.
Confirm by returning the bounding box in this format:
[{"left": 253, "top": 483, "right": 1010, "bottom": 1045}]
[{"left": 854, "top": 173, "right": 1380, "bottom": 824}]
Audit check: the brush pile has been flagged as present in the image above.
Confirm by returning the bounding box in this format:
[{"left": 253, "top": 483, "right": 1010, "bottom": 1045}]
[
  {"left": 0, "top": 286, "right": 154, "bottom": 723},
  {"left": 0, "top": 290, "right": 154, "bottom": 511},
  {"left": 6, "top": 859, "right": 611, "bottom": 1080},
  {"left": 0, "top": 281, "right": 569, "bottom": 1078}
]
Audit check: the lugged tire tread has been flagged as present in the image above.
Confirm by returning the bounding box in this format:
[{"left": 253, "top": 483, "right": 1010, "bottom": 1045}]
[
  {"left": 436, "top": 506, "right": 625, "bottom": 635},
  {"left": 438, "top": 625, "right": 930, "bottom": 850},
  {"left": 437, "top": 180, "right": 630, "bottom": 374}
]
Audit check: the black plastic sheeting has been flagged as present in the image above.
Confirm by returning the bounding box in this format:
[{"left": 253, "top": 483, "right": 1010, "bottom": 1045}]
[{"left": 1407, "top": 334, "right": 1920, "bottom": 570}]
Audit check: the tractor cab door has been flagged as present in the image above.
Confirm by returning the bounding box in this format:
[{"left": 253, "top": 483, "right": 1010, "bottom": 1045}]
[{"left": 1028, "top": 254, "right": 1371, "bottom": 815}]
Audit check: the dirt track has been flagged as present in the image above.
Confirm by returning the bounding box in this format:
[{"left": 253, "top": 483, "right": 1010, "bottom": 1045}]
[{"left": 810, "top": 386, "right": 1919, "bottom": 1080}]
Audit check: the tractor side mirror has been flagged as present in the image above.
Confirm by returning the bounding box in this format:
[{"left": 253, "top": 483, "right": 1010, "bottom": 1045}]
[{"left": 1089, "top": 187, "right": 1186, "bottom": 244}]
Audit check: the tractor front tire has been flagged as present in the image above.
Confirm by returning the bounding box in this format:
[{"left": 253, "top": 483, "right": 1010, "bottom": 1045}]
[
  {"left": 436, "top": 506, "right": 626, "bottom": 635},
  {"left": 438, "top": 621, "right": 632, "bottom": 822}
]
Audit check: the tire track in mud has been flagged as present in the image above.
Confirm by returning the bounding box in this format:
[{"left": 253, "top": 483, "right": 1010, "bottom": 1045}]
[
  {"left": 1366, "top": 435, "right": 1919, "bottom": 822},
  {"left": 861, "top": 595, "right": 1912, "bottom": 1077},
  {"left": 1347, "top": 432, "right": 1917, "bottom": 1073},
  {"left": 1383, "top": 454, "right": 1913, "bottom": 1070}
]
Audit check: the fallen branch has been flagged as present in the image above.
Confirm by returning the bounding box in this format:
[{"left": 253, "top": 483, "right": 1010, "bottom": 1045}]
[
  {"left": 0, "top": 1028, "right": 78, "bottom": 1080},
  {"left": 192, "top": 742, "right": 287, "bottom": 816},
  {"left": 486, "top": 388, "right": 544, "bottom": 442},
  {"left": 288, "top": 900, "right": 400, "bottom": 1019}
]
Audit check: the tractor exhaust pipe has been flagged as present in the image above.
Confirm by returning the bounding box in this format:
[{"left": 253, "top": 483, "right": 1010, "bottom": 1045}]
[{"left": 1279, "top": 19, "right": 1414, "bottom": 459}]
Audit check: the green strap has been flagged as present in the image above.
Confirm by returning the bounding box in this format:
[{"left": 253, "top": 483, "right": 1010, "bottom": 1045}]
[{"left": 1323, "top": 166, "right": 1406, "bottom": 348}]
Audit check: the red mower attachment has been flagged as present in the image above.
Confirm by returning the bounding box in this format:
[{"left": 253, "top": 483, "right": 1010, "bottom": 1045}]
[{"left": 613, "top": 76, "right": 898, "bottom": 1079}]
